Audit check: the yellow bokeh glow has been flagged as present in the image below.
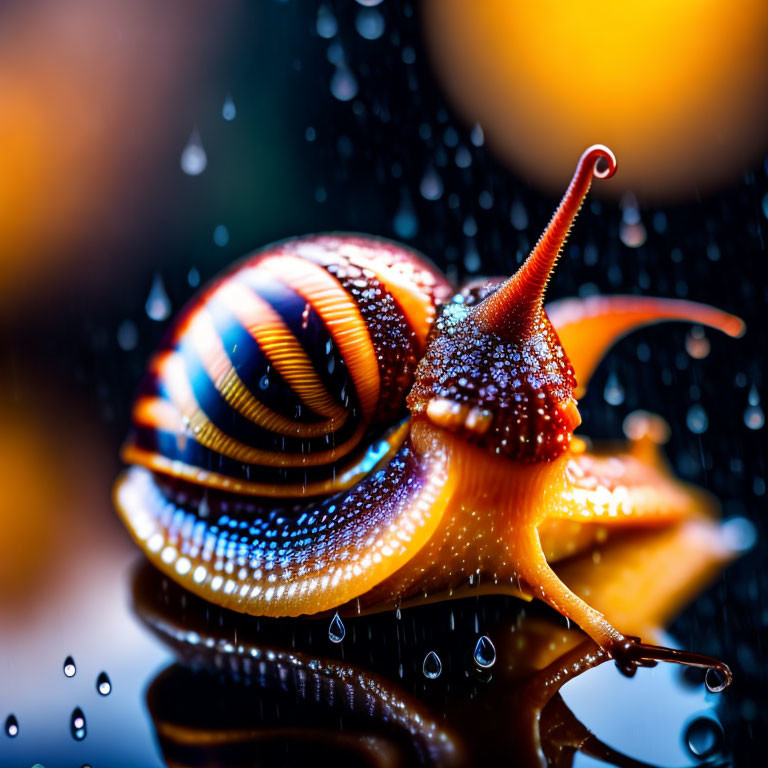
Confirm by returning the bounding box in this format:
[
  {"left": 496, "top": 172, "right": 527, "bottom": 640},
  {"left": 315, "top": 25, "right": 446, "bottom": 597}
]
[{"left": 424, "top": 0, "right": 768, "bottom": 200}]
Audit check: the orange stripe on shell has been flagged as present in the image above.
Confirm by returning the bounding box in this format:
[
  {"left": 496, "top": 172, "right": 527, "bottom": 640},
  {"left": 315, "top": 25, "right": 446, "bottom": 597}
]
[{"left": 252, "top": 255, "right": 381, "bottom": 422}]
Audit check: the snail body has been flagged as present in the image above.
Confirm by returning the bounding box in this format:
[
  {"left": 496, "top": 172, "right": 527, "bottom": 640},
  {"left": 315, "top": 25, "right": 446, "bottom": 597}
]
[{"left": 115, "top": 146, "right": 743, "bottom": 678}]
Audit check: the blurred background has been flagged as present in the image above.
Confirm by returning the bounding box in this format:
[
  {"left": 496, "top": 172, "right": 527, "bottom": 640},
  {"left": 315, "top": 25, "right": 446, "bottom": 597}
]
[{"left": 0, "top": 1, "right": 766, "bottom": 766}]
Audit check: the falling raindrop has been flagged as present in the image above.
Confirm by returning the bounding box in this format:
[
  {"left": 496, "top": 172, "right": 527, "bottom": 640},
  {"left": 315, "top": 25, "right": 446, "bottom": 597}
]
[
  {"left": 744, "top": 405, "right": 764, "bottom": 430},
  {"left": 70, "top": 707, "right": 87, "bottom": 741},
  {"left": 470, "top": 122, "right": 484, "bottom": 146},
  {"left": 510, "top": 200, "right": 528, "bottom": 231},
  {"left": 686, "top": 404, "right": 709, "bottom": 434},
  {"left": 96, "top": 672, "right": 112, "bottom": 696},
  {"left": 420, "top": 167, "right": 443, "bottom": 201},
  {"left": 330, "top": 66, "right": 358, "bottom": 101},
  {"left": 722, "top": 516, "right": 757, "bottom": 552},
  {"left": 63, "top": 656, "right": 77, "bottom": 678},
  {"left": 213, "top": 224, "right": 230, "bottom": 247},
  {"left": 473, "top": 636, "right": 496, "bottom": 668},
  {"left": 180, "top": 130, "right": 207, "bottom": 176},
  {"left": 187, "top": 267, "right": 200, "bottom": 287},
  {"left": 328, "top": 612, "right": 345, "bottom": 643},
  {"left": 464, "top": 244, "right": 481, "bottom": 273},
  {"left": 603, "top": 371, "right": 625, "bottom": 406},
  {"left": 455, "top": 146, "right": 472, "bottom": 168},
  {"left": 685, "top": 717, "right": 723, "bottom": 758},
  {"left": 355, "top": 8, "right": 385, "bottom": 39},
  {"left": 685, "top": 327, "right": 710, "bottom": 359},
  {"left": 423, "top": 651, "right": 442, "bottom": 679},
  {"left": 619, "top": 193, "right": 647, "bottom": 248},
  {"left": 116, "top": 319, "right": 138, "bottom": 351},
  {"left": 145, "top": 274, "right": 171, "bottom": 322},
  {"left": 393, "top": 192, "right": 418, "bottom": 239},
  {"left": 5, "top": 715, "right": 18, "bottom": 738},
  {"left": 316, "top": 5, "right": 337, "bottom": 38},
  {"left": 221, "top": 94, "right": 236, "bottom": 121},
  {"left": 355, "top": 0, "right": 383, "bottom": 6}
]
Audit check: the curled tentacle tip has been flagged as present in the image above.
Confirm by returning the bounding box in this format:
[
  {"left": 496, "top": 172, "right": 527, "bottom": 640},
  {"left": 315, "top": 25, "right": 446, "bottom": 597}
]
[
  {"left": 726, "top": 316, "right": 746, "bottom": 339},
  {"left": 581, "top": 144, "right": 617, "bottom": 180}
]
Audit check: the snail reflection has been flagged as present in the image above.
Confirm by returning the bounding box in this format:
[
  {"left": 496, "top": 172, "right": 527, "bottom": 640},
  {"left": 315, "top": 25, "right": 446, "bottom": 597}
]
[{"left": 132, "top": 505, "right": 738, "bottom": 767}]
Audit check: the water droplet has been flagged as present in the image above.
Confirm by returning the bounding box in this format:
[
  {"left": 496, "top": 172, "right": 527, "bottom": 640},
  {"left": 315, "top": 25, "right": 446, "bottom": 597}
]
[
  {"left": 259, "top": 375, "right": 270, "bottom": 391},
  {"left": 455, "top": 146, "right": 472, "bottom": 168},
  {"left": 187, "top": 267, "right": 200, "bottom": 287},
  {"left": 222, "top": 94, "right": 236, "bottom": 121},
  {"left": 620, "top": 222, "right": 647, "bottom": 248},
  {"left": 316, "top": 5, "right": 338, "bottom": 38},
  {"left": 355, "top": 8, "right": 385, "bottom": 39},
  {"left": 330, "top": 66, "right": 358, "bottom": 101},
  {"left": 63, "top": 656, "right": 77, "bottom": 678},
  {"left": 722, "top": 516, "right": 757, "bottom": 552},
  {"left": 116, "top": 319, "right": 138, "bottom": 351},
  {"left": 685, "top": 328, "right": 710, "bottom": 359},
  {"left": 423, "top": 651, "right": 442, "bottom": 679},
  {"left": 145, "top": 274, "right": 171, "bottom": 322},
  {"left": 419, "top": 167, "right": 443, "bottom": 201},
  {"left": 355, "top": 0, "right": 383, "bottom": 6},
  {"left": 744, "top": 405, "right": 765, "bottom": 430},
  {"left": 180, "top": 130, "right": 207, "bottom": 176},
  {"left": 473, "top": 635, "right": 496, "bottom": 668},
  {"left": 393, "top": 192, "right": 418, "bottom": 238},
  {"left": 470, "top": 122, "right": 484, "bottom": 146},
  {"left": 705, "top": 667, "right": 728, "bottom": 693},
  {"left": 685, "top": 716, "right": 723, "bottom": 757},
  {"left": 328, "top": 612, "right": 345, "bottom": 643},
  {"left": 213, "top": 224, "right": 230, "bottom": 247},
  {"left": 686, "top": 404, "right": 709, "bottom": 434},
  {"left": 5, "top": 714, "right": 18, "bottom": 737},
  {"left": 96, "top": 672, "right": 112, "bottom": 696},
  {"left": 70, "top": 707, "right": 87, "bottom": 741},
  {"left": 510, "top": 200, "right": 528, "bottom": 231},
  {"left": 603, "top": 372, "right": 625, "bottom": 406}
]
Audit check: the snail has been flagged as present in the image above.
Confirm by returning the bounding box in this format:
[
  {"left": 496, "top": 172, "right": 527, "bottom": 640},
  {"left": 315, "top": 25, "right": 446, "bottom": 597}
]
[{"left": 115, "top": 145, "right": 744, "bottom": 681}]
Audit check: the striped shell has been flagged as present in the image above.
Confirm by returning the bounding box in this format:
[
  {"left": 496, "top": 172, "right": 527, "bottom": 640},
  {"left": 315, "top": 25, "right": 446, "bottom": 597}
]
[{"left": 123, "top": 234, "right": 452, "bottom": 498}]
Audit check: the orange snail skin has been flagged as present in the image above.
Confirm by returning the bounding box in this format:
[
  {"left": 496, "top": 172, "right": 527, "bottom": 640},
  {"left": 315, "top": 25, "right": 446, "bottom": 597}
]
[{"left": 115, "top": 145, "right": 744, "bottom": 681}]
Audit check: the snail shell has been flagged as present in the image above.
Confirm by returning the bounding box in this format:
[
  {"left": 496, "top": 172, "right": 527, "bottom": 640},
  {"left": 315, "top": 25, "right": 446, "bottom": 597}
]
[{"left": 123, "top": 234, "right": 451, "bottom": 498}]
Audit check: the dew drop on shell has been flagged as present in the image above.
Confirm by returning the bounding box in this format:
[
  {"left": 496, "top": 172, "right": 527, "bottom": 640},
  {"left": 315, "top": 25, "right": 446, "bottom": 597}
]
[
  {"left": 5, "top": 714, "right": 19, "bottom": 738},
  {"left": 328, "top": 612, "right": 345, "bottom": 643},
  {"left": 63, "top": 656, "right": 77, "bottom": 678},
  {"left": 70, "top": 707, "right": 87, "bottom": 741},
  {"left": 423, "top": 651, "right": 442, "bottom": 679},
  {"left": 96, "top": 671, "right": 112, "bottom": 696},
  {"left": 473, "top": 635, "right": 496, "bottom": 669}
]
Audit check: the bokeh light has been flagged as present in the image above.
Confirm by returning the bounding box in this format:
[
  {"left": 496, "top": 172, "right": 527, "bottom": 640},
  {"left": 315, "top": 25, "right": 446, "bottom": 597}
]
[{"left": 424, "top": 0, "right": 768, "bottom": 200}]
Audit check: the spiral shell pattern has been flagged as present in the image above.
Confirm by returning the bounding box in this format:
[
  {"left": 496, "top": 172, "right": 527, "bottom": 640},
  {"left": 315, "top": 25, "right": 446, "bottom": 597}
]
[{"left": 123, "top": 234, "right": 451, "bottom": 498}]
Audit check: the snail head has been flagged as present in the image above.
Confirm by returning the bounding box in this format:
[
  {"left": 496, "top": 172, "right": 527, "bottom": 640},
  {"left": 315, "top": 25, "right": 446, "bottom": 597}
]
[{"left": 407, "top": 146, "right": 617, "bottom": 461}]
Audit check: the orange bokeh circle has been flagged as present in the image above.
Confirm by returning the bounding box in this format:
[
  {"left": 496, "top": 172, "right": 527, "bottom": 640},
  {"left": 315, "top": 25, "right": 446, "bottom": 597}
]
[{"left": 424, "top": 0, "right": 768, "bottom": 201}]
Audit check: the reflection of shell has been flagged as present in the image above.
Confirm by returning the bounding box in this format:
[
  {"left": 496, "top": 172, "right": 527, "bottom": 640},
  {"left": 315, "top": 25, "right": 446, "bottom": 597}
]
[
  {"left": 424, "top": 0, "right": 768, "bottom": 200},
  {"left": 135, "top": 566, "right": 460, "bottom": 768}
]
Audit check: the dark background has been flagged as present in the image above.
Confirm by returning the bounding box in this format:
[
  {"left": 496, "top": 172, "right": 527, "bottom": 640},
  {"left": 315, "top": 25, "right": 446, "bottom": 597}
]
[{"left": 0, "top": 1, "right": 766, "bottom": 766}]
